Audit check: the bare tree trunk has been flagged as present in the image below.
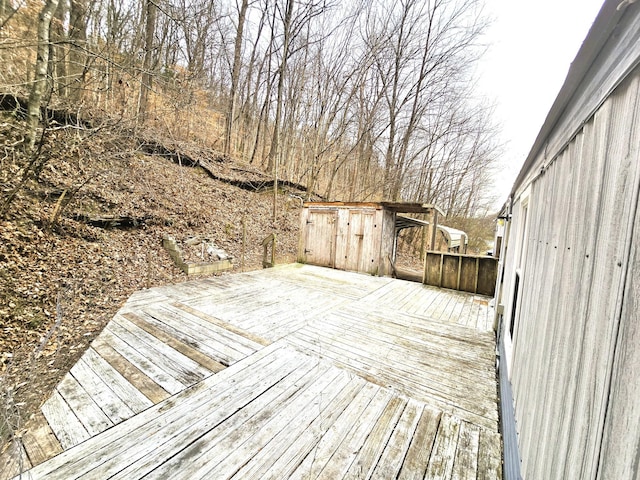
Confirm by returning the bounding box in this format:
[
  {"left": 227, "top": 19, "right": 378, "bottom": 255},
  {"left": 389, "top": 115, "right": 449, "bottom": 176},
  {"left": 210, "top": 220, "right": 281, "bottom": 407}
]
[
  {"left": 138, "top": 0, "right": 157, "bottom": 124},
  {"left": 0, "top": 0, "right": 19, "bottom": 27},
  {"left": 224, "top": 0, "right": 249, "bottom": 159},
  {"left": 50, "top": 0, "right": 73, "bottom": 98},
  {"left": 240, "top": 3, "right": 267, "bottom": 162},
  {"left": 67, "top": 0, "right": 88, "bottom": 102},
  {"left": 249, "top": 44, "right": 274, "bottom": 166},
  {"left": 269, "top": 0, "right": 294, "bottom": 221},
  {"left": 27, "top": 0, "right": 60, "bottom": 150}
]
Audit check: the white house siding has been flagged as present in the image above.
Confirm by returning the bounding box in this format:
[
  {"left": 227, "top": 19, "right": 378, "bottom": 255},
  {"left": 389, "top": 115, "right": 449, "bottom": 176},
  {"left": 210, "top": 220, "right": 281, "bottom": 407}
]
[{"left": 501, "top": 64, "right": 640, "bottom": 478}]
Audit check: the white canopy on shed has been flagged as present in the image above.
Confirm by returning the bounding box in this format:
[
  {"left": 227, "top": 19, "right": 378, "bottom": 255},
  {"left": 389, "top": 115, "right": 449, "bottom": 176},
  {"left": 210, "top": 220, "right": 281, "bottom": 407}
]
[
  {"left": 438, "top": 225, "right": 468, "bottom": 250},
  {"left": 395, "top": 215, "right": 468, "bottom": 252}
]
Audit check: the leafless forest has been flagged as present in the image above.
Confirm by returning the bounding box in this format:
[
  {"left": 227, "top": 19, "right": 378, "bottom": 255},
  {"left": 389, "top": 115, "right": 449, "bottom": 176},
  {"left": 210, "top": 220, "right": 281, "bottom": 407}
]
[{"left": 1, "top": 0, "right": 500, "bottom": 214}]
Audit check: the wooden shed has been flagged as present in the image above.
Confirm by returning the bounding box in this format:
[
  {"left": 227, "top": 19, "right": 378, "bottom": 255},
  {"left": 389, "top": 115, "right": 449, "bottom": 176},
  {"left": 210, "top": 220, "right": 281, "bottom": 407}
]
[
  {"left": 297, "top": 202, "right": 442, "bottom": 277},
  {"left": 495, "top": 1, "right": 640, "bottom": 478}
]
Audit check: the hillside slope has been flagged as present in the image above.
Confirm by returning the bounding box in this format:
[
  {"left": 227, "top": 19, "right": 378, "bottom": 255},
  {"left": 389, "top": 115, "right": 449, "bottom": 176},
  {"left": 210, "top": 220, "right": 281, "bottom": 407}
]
[{"left": 0, "top": 114, "right": 302, "bottom": 448}]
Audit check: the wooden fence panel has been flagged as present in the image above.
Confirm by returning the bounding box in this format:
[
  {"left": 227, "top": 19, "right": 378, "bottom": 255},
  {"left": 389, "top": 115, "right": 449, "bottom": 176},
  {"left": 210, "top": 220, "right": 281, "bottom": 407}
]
[
  {"left": 424, "top": 252, "right": 497, "bottom": 297},
  {"left": 441, "top": 256, "right": 459, "bottom": 290},
  {"left": 477, "top": 258, "right": 498, "bottom": 297},
  {"left": 459, "top": 257, "right": 478, "bottom": 293}
]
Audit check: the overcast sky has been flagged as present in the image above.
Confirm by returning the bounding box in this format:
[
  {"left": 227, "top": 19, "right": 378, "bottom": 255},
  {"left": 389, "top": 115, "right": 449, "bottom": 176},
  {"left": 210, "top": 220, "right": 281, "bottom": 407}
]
[{"left": 477, "top": 0, "right": 606, "bottom": 208}]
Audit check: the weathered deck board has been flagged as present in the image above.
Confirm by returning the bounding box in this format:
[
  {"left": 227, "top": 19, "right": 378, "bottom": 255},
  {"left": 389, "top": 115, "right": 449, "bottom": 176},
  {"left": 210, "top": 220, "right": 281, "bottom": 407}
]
[
  {"left": 368, "top": 398, "right": 424, "bottom": 479},
  {"left": 451, "top": 421, "right": 481, "bottom": 480},
  {"left": 180, "top": 284, "right": 338, "bottom": 338},
  {"left": 477, "top": 427, "right": 503, "bottom": 480},
  {"left": 288, "top": 382, "right": 382, "bottom": 480},
  {"left": 290, "top": 319, "right": 495, "bottom": 399},
  {"left": 287, "top": 329, "right": 496, "bottom": 429},
  {"left": 80, "top": 347, "right": 154, "bottom": 411},
  {"left": 20, "top": 413, "right": 62, "bottom": 467},
  {"left": 110, "top": 316, "right": 210, "bottom": 384},
  {"left": 88, "top": 341, "right": 169, "bottom": 404},
  {"left": 175, "top": 369, "right": 358, "bottom": 480},
  {"left": 158, "top": 302, "right": 264, "bottom": 353},
  {"left": 396, "top": 406, "right": 442, "bottom": 479},
  {"left": 100, "top": 326, "right": 188, "bottom": 394},
  {"left": 246, "top": 376, "right": 372, "bottom": 479},
  {"left": 319, "top": 308, "right": 496, "bottom": 369},
  {"left": 112, "top": 352, "right": 330, "bottom": 479},
  {"left": 132, "top": 306, "right": 253, "bottom": 365},
  {"left": 23, "top": 342, "right": 294, "bottom": 479},
  {"left": 56, "top": 374, "right": 113, "bottom": 436},
  {"left": 121, "top": 311, "right": 227, "bottom": 372},
  {"left": 425, "top": 414, "right": 462, "bottom": 480},
  {"left": 170, "top": 302, "right": 270, "bottom": 346},
  {"left": 214, "top": 368, "right": 358, "bottom": 478},
  {"left": 284, "top": 303, "right": 498, "bottom": 428},
  {"left": 313, "top": 388, "right": 395, "bottom": 480},
  {"left": 342, "top": 395, "right": 407, "bottom": 479},
  {"left": 40, "top": 390, "right": 90, "bottom": 450},
  {"left": 14, "top": 263, "right": 500, "bottom": 479},
  {"left": 69, "top": 358, "right": 136, "bottom": 424},
  {"left": 0, "top": 440, "right": 31, "bottom": 480}
]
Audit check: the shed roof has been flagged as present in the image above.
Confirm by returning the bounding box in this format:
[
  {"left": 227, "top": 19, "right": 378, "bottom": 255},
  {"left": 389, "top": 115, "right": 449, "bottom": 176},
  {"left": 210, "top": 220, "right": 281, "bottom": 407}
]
[
  {"left": 303, "top": 201, "right": 444, "bottom": 216},
  {"left": 395, "top": 215, "right": 430, "bottom": 230},
  {"left": 380, "top": 202, "right": 445, "bottom": 216}
]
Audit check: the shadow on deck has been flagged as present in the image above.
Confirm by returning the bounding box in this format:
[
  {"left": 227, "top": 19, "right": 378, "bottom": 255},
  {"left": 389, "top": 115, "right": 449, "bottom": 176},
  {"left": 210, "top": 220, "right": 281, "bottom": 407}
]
[
  {"left": 395, "top": 266, "right": 424, "bottom": 283},
  {"left": 3, "top": 264, "right": 501, "bottom": 479}
]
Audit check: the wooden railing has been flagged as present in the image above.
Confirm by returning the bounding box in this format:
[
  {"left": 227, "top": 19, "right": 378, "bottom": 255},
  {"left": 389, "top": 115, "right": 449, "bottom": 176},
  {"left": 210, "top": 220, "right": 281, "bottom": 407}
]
[
  {"left": 423, "top": 251, "right": 497, "bottom": 296},
  {"left": 262, "top": 233, "right": 277, "bottom": 268}
]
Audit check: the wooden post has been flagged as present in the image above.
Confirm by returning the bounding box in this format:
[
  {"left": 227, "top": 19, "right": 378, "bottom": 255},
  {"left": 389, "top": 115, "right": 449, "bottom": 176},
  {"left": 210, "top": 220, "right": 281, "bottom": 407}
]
[
  {"left": 241, "top": 215, "right": 246, "bottom": 272},
  {"left": 271, "top": 234, "right": 276, "bottom": 266},
  {"left": 146, "top": 256, "right": 151, "bottom": 289},
  {"left": 430, "top": 210, "right": 438, "bottom": 250},
  {"left": 422, "top": 250, "right": 428, "bottom": 285},
  {"left": 474, "top": 257, "right": 479, "bottom": 294},
  {"left": 262, "top": 233, "right": 276, "bottom": 268}
]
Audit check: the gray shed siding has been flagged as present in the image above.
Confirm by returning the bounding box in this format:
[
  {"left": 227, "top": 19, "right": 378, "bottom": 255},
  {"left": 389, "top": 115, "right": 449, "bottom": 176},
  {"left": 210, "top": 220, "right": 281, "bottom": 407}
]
[{"left": 498, "top": 2, "right": 640, "bottom": 478}]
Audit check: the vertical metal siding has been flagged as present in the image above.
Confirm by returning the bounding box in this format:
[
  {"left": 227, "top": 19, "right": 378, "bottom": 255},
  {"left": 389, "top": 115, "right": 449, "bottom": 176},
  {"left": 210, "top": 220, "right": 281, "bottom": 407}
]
[
  {"left": 505, "top": 69, "right": 640, "bottom": 479},
  {"left": 596, "top": 73, "right": 640, "bottom": 480},
  {"left": 498, "top": 333, "right": 522, "bottom": 480},
  {"left": 598, "top": 211, "right": 640, "bottom": 480}
]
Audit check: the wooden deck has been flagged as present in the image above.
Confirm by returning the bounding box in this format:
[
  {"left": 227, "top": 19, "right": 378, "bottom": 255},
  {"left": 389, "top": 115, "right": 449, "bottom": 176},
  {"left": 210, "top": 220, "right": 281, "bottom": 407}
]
[{"left": 3, "top": 264, "right": 501, "bottom": 479}]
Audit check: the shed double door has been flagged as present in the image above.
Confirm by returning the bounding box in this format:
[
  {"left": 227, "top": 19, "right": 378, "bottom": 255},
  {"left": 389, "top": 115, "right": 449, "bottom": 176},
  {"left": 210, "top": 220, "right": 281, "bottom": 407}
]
[
  {"left": 341, "top": 210, "right": 378, "bottom": 274},
  {"left": 301, "top": 209, "right": 338, "bottom": 267},
  {"left": 300, "top": 208, "right": 379, "bottom": 274}
]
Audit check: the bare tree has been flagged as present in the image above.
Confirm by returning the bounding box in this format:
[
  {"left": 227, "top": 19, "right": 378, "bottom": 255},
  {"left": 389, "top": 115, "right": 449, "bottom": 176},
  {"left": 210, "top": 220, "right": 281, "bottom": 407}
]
[
  {"left": 359, "top": 0, "right": 489, "bottom": 201},
  {"left": 138, "top": 0, "right": 157, "bottom": 123},
  {"left": 224, "top": 0, "right": 250, "bottom": 158},
  {"left": 8, "top": 0, "right": 500, "bottom": 217},
  {"left": 67, "top": 0, "right": 89, "bottom": 102},
  {"left": 263, "top": 0, "right": 330, "bottom": 218},
  {"left": 27, "top": 0, "right": 60, "bottom": 149}
]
